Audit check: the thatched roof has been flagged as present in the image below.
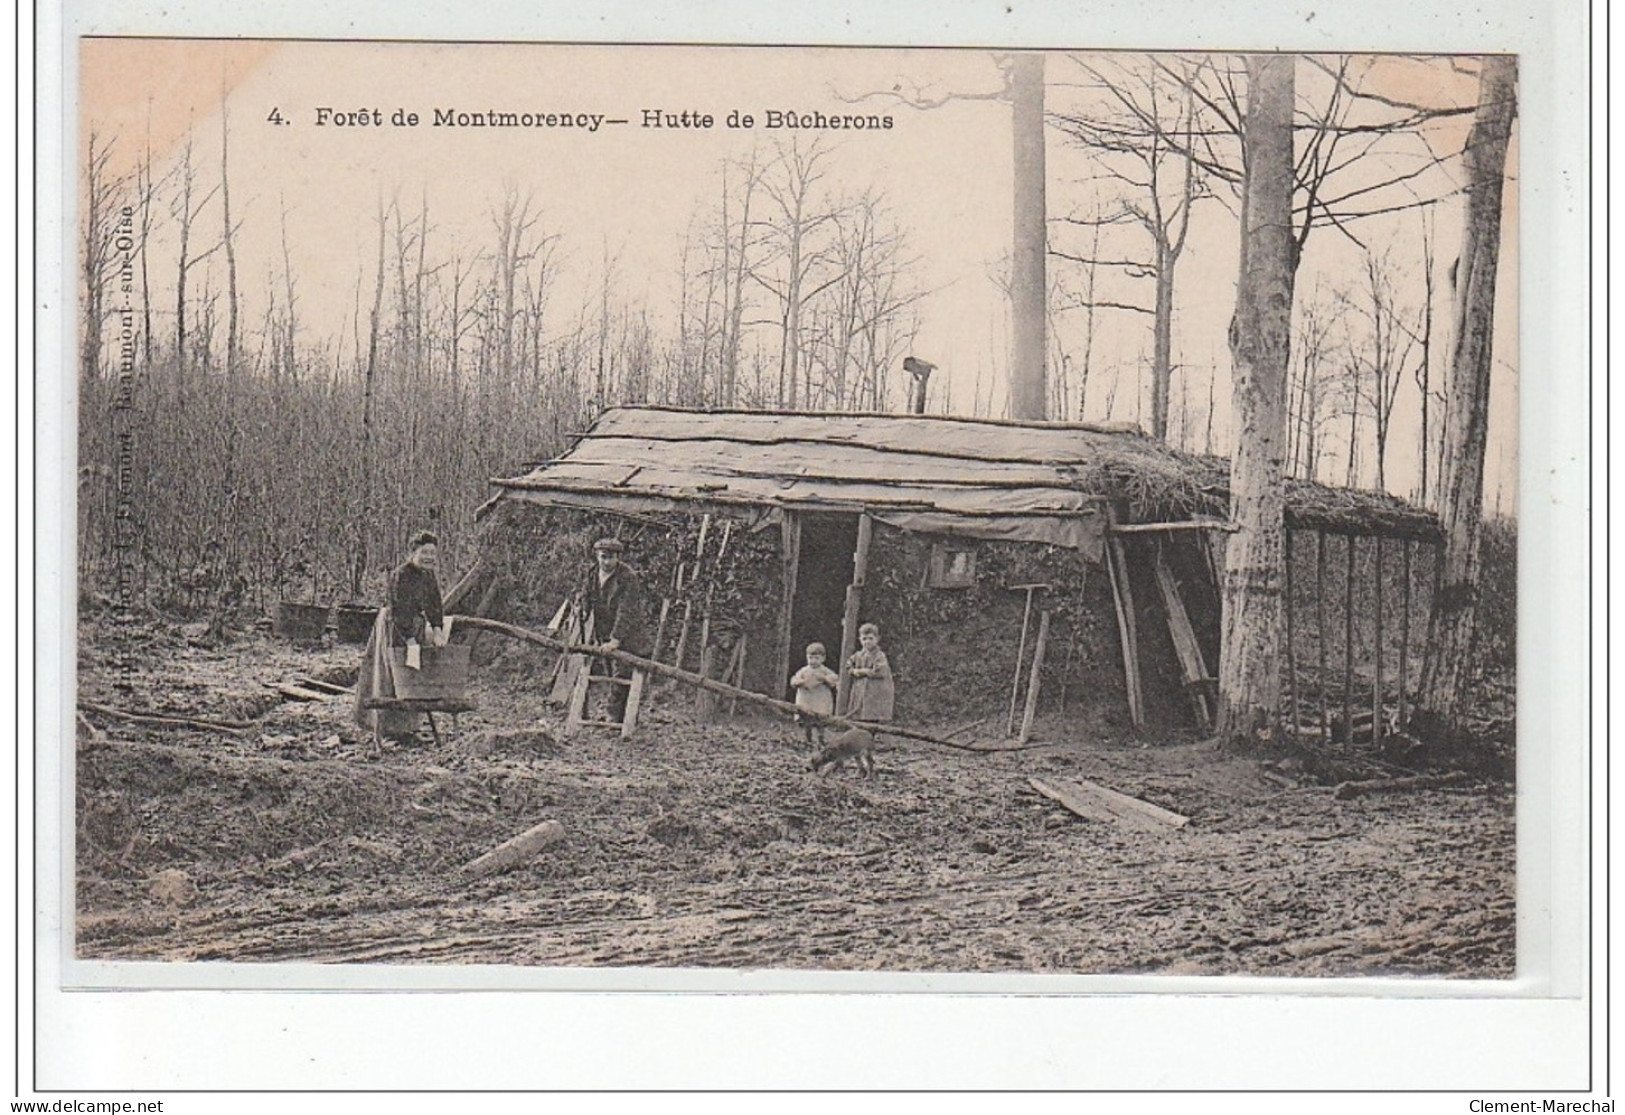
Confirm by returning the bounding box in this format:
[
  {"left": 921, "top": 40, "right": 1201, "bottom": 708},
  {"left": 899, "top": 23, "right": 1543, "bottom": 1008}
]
[{"left": 489, "top": 406, "right": 1442, "bottom": 544}]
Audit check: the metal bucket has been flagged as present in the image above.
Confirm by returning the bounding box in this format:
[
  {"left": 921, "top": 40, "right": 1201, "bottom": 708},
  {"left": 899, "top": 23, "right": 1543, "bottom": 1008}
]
[{"left": 273, "top": 601, "right": 331, "bottom": 645}]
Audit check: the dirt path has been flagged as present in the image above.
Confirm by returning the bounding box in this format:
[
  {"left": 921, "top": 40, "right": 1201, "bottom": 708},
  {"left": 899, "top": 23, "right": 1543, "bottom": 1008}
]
[{"left": 74, "top": 622, "right": 1515, "bottom": 977}]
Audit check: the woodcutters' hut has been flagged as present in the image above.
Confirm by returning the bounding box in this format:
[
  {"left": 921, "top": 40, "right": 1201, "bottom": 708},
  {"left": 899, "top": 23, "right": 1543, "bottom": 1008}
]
[{"left": 472, "top": 406, "right": 1442, "bottom": 740}]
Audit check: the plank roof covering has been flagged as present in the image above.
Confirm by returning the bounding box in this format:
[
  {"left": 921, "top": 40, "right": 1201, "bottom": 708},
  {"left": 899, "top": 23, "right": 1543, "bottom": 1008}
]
[{"left": 490, "top": 406, "right": 1443, "bottom": 546}]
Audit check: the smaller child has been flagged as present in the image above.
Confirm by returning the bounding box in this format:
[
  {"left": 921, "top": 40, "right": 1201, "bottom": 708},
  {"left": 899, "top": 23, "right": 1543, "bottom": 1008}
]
[
  {"left": 844, "top": 623, "right": 896, "bottom": 722},
  {"left": 789, "top": 642, "right": 841, "bottom": 746}
]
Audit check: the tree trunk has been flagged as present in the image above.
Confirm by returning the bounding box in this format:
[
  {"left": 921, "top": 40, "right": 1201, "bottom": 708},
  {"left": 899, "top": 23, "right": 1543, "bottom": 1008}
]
[
  {"left": 1415, "top": 56, "right": 1517, "bottom": 739},
  {"left": 220, "top": 99, "right": 239, "bottom": 375},
  {"left": 1150, "top": 242, "right": 1174, "bottom": 439},
  {"left": 1217, "top": 53, "right": 1297, "bottom": 746},
  {"left": 1009, "top": 52, "right": 1048, "bottom": 420}
]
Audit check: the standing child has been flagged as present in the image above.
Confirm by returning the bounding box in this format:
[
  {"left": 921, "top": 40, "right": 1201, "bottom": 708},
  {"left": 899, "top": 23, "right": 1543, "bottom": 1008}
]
[
  {"left": 790, "top": 642, "right": 841, "bottom": 746},
  {"left": 844, "top": 622, "right": 896, "bottom": 722}
]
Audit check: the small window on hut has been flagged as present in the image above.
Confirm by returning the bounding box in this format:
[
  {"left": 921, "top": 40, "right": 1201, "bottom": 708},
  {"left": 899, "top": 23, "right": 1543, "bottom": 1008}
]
[{"left": 928, "top": 543, "right": 978, "bottom": 589}]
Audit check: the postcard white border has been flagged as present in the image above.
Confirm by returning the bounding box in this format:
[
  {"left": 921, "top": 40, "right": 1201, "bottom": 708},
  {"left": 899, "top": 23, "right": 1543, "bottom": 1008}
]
[{"left": 29, "top": 0, "right": 1596, "bottom": 1094}]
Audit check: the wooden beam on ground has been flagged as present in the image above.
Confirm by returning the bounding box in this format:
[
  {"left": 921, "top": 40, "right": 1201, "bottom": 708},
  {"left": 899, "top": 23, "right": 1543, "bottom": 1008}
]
[
  {"left": 1028, "top": 776, "right": 1190, "bottom": 831},
  {"left": 78, "top": 700, "right": 252, "bottom": 735},
  {"left": 451, "top": 614, "right": 1028, "bottom": 754},
  {"left": 293, "top": 676, "right": 353, "bottom": 696},
  {"left": 460, "top": 819, "right": 566, "bottom": 879},
  {"left": 1018, "top": 610, "right": 1051, "bottom": 743},
  {"left": 1332, "top": 771, "right": 1471, "bottom": 801},
  {"left": 1108, "top": 518, "right": 1239, "bottom": 534}
]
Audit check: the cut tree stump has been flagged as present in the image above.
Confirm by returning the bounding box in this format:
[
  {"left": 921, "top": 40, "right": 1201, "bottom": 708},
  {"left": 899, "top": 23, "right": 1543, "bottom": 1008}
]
[
  {"left": 460, "top": 819, "right": 566, "bottom": 879},
  {"left": 1332, "top": 772, "right": 1472, "bottom": 800},
  {"left": 1029, "top": 776, "right": 1190, "bottom": 832}
]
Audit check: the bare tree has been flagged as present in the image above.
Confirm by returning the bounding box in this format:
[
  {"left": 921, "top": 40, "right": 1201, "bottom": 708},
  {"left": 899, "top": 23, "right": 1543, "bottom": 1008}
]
[
  {"left": 1416, "top": 55, "right": 1518, "bottom": 739},
  {"left": 1053, "top": 55, "right": 1212, "bottom": 439},
  {"left": 1337, "top": 245, "right": 1421, "bottom": 491},
  {"left": 171, "top": 133, "right": 222, "bottom": 389},
  {"left": 219, "top": 93, "right": 241, "bottom": 373},
  {"left": 80, "top": 132, "right": 131, "bottom": 385},
  {"left": 749, "top": 139, "right": 843, "bottom": 409},
  {"left": 1217, "top": 53, "right": 1296, "bottom": 745}
]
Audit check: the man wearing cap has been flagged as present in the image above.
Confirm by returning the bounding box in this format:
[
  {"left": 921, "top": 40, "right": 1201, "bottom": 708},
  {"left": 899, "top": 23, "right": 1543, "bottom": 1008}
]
[{"left": 581, "top": 537, "right": 649, "bottom": 721}]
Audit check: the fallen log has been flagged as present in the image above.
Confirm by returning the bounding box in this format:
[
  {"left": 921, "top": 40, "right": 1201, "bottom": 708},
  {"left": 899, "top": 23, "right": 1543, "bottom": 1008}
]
[
  {"left": 1332, "top": 771, "right": 1472, "bottom": 800},
  {"left": 294, "top": 676, "right": 354, "bottom": 696},
  {"left": 461, "top": 819, "right": 566, "bottom": 879},
  {"left": 78, "top": 700, "right": 252, "bottom": 734},
  {"left": 262, "top": 681, "right": 330, "bottom": 702},
  {"left": 451, "top": 614, "right": 1039, "bottom": 755},
  {"left": 1029, "top": 776, "right": 1190, "bottom": 832}
]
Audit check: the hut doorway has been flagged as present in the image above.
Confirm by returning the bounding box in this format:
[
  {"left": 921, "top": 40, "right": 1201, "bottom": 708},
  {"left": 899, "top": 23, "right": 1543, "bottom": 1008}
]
[{"left": 788, "top": 513, "right": 860, "bottom": 672}]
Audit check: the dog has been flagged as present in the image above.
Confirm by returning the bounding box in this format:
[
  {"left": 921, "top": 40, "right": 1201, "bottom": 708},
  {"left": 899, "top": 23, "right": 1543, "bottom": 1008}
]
[{"left": 809, "top": 727, "right": 877, "bottom": 780}]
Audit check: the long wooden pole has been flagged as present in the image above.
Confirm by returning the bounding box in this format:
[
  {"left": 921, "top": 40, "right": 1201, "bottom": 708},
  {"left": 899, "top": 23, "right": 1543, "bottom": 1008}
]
[{"left": 450, "top": 614, "right": 1019, "bottom": 753}]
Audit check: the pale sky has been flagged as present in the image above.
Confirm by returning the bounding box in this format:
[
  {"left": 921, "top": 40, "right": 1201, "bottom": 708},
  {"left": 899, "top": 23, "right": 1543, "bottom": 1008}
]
[{"left": 79, "top": 39, "right": 1518, "bottom": 512}]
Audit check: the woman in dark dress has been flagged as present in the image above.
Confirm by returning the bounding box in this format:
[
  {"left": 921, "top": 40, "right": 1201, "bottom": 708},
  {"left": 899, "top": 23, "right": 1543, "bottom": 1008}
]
[{"left": 355, "top": 531, "right": 447, "bottom": 742}]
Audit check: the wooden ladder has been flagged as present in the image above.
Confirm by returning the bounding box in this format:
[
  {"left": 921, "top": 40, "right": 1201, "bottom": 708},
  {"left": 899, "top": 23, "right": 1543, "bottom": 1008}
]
[{"left": 561, "top": 659, "right": 647, "bottom": 739}]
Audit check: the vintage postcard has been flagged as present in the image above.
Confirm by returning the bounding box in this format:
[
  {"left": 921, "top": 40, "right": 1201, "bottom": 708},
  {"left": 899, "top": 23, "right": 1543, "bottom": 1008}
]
[
  {"left": 71, "top": 38, "right": 1521, "bottom": 976},
  {"left": 39, "top": 7, "right": 1594, "bottom": 1092}
]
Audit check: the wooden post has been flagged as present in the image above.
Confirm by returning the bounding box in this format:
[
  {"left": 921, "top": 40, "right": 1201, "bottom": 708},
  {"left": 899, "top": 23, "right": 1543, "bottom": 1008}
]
[
  {"left": 695, "top": 643, "right": 717, "bottom": 721},
  {"left": 835, "top": 513, "right": 873, "bottom": 715},
  {"left": 1315, "top": 531, "right": 1330, "bottom": 742},
  {"left": 672, "top": 513, "right": 712, "bottom": 672},
  {"left": 1343, "top": 533, "right": 1356, "bottom": 747},
  {"left": 778, "top": 514, "right": 802, "bottom": 699},
  {"left": 621, "top": 669, "right": 646, "bottom": 739},
  {"left": 727, "top": 633, "right": 748, "bottom": 715},
  {"left": 1104, "top": 509, "right": 1145, "bottom": 729},
  {"left": 1018, "top": 610, "right": 1051, "bottom": 743},
  {"left": 1398, "top": 540, "right": 1413, "bottom": 729},
  {"left": 563, "top": 662, "right": 592, "bottom": 738},
  {"left": 1283, "top": 529, "right": 1299, "bottom": 737},
  {"left": 1372, "top": 536, "right": 1385, "bottom": 746}
]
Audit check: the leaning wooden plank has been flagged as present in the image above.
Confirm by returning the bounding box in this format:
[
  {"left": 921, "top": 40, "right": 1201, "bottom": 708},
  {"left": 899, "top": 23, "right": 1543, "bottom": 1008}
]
[
  {"left": 1028, "top": 776, "right": 1189, "bottom": 831},
  {"left": 1153, "top": 546, "right": 1212, "bottom": 729},
  {"left": 1017, "top": 610, "right": 1051, "bottom": 744},
  {"left": 1332, "top": 772, "right": 1471, "bottom": 801},
  {"left": 1103, "top": 515, "right": 1145, "bottom": 728},
  {"left": 78, "top": 700, "right": 252, "bottom": 734},
  {"left": 460, "top": 820, "right": 566, "bottom": 879}
]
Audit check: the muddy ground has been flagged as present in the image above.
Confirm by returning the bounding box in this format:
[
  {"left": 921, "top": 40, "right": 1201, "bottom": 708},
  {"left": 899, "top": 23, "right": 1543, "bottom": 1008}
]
[{"left": 74, "top": 617, "right": 1515, "bottom": 977}]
